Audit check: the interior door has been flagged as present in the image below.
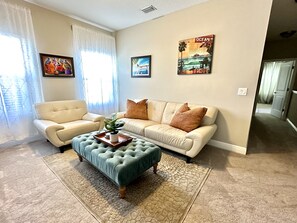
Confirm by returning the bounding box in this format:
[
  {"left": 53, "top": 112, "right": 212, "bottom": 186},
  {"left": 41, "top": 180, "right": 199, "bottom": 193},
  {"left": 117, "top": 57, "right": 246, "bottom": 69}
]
[{"left": 271, "top": 61, "right": 294, "bottom": 119}]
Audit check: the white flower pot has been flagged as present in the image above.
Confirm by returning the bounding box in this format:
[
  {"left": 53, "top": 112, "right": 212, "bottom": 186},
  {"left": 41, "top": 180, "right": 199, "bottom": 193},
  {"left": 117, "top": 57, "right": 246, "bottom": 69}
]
[{"left": 110, "top": 133, "right": 119, "bottom": 143}]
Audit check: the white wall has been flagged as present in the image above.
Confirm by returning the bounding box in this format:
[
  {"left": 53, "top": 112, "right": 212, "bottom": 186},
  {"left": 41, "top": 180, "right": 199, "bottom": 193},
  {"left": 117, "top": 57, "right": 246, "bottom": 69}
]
[
  {"left": 11, "top": 0, "right": 113, "bottom": 101},
  {"left": 116, "top": 0, "right": 273, "bottom": 153}
]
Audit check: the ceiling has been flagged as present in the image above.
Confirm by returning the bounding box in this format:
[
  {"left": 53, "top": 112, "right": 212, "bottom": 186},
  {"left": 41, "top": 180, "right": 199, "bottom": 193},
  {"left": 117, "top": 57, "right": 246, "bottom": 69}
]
[
  {"left": 24, "top": 0, "right": 208, "bottom": 31},
  {"left": 24, "top": 0, "right": 297, "bottom": 41},
  {"left": 266, "top": 0, "right": 297, "bottom": 41}
]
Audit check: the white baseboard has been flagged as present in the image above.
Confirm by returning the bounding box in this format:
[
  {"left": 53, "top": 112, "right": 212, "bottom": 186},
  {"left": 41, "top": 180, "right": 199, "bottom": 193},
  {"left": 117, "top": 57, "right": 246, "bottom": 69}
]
[
  {"left": 208, "top": 139, "right": 247, "bottom": 155},
  {"left": 287, "top": 118, "right": 297, "bottom": 132}
]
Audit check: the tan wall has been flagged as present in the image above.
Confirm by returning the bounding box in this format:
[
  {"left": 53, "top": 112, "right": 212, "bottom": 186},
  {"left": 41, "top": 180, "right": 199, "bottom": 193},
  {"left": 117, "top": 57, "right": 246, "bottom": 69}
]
[
  {"left": 11, "top": 0, "right": 113, "bottom": 101},
  {"left": 116, "top": 0, "right": 272, "bottom": 152}
]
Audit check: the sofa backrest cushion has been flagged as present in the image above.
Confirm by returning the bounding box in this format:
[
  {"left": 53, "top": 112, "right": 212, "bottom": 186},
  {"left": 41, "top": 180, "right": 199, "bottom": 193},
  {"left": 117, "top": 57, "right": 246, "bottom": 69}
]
[
  {"left": 34, "top": 100, "right": 88, "bottom": 124},
  {"left": 147, "top": 100, "right": 167, "bottom": 123},
  {"left": 161, "top": 102, "right": 218, "bottom": 126}
]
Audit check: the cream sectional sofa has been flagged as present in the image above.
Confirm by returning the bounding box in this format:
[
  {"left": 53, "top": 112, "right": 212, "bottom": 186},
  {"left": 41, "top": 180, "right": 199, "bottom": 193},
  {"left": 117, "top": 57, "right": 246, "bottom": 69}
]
[
  {"left": 118, "top": 100, "right": 218, "bottom": 162},
  {"left": 34, "top": 100, "right": 104, "bottom": 152}
]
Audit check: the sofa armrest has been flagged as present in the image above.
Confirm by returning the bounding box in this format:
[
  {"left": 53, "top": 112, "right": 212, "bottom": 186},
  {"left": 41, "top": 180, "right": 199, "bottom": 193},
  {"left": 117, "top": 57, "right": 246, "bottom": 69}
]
[
  {"left": 116, "top": 111, "right": 126, "bottom": 119},
  {"left": 185, "top": 124, "right": 217, "bottom": 158},
  {"left": 34, "top": 119, "right": 65, "bottom": 147},
  {"left": 34, "top": 119, "right": 64, "bottom": 132},
  {"left": 82, "top": 113, "right": 104, "bottom": 122},
  {"left": 185, "top": 125, "right": 216, "bottom": 140}
]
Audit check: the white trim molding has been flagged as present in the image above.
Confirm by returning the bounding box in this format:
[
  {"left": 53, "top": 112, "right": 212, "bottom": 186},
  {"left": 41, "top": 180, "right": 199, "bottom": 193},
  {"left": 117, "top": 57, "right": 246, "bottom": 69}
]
[
  {"left": 287, "top": 118, "right": 297, "bottom": 132},
  {"left": 208, "top": 139, "right": 247, "bottom": 155}
]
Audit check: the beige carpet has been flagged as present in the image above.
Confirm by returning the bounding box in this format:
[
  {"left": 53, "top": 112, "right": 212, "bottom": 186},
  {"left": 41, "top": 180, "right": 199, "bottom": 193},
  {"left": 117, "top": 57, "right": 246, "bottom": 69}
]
[{"left": 43, "top": 149, "right": 211, "bottom": 223}]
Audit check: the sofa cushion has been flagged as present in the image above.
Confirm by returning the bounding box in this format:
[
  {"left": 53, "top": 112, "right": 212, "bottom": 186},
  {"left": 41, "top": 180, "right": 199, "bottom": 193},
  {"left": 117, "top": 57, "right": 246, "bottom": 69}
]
[
  {"left": 195, "top": 105, "right": 218, "bottom": 126},
  {"left": 161, "top": 102, "right": 218, "bottom": 126},
  {"left": 170, "top": 103, "right": 207, "bottom": 132},
  {"left": 121, "top": 118, "right": 158, "bottom": 136},
  {"left": 144, "top": 124, "right": 193, "bottom": 151},
  {"left": 147, "top": 100, "right": 167, "bottom": 123},
  {"left": 124, "top": 99, "right": 148, "bottom": 120},
  {"left": 56, "top": 120, "right": 100, "bottom": 142},
  {"left": 34, "top": 100, "right": 88, "bottom": 124},
  {"left": 161, "top": 102, "right": 183, "bottom": 124}
]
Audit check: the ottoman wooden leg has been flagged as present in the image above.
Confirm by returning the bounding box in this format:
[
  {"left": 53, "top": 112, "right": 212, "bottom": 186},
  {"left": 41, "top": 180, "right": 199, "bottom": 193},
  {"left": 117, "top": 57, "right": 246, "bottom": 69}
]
[
  {"left": 153, "top": 163, "right": 158, "bottom": 174},
  {"left": 119, "top": 186, "right": 126, "bottom": 199},
  {"left": 78, "top": 154, "right": 83, "bottom": 162}
]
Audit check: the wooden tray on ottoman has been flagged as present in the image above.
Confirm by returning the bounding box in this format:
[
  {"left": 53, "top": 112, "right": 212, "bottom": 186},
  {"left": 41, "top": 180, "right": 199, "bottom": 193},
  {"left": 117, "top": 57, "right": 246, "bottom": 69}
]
[{"left": 93, "top": 132, "right": 133, "bottom": 148}]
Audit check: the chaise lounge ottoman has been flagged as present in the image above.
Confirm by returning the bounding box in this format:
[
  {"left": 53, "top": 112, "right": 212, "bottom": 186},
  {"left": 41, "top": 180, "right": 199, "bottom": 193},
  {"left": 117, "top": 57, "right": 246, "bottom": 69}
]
[{"left": 72, "top": 132, "right": 162, "bottom": 198}]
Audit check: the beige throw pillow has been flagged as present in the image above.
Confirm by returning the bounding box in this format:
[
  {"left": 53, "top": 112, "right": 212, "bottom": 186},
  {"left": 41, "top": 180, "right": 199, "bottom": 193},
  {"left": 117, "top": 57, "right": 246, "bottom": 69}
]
[
  {"left": 124, "top": 99, "right": 148, "bottom": 120},
  {"left": 170, "top": 103, "right": 207, "bottom": 132}
]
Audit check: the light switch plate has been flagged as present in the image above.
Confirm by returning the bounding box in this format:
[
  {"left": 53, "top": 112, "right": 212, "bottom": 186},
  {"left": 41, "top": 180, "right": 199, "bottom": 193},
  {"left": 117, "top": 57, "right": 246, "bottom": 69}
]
[{"left": 238, "top": 88, "right": 248, "bottom": 96}]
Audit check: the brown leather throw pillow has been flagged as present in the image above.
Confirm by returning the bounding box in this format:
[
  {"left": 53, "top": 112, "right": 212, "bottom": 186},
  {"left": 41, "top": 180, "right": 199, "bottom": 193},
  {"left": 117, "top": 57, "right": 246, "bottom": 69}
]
[
  {"left": 170, "top": 103, "right": 208, "bottom": 132},
  {"left": 124, "top": 99, "right": 148, "bottom": 120}
]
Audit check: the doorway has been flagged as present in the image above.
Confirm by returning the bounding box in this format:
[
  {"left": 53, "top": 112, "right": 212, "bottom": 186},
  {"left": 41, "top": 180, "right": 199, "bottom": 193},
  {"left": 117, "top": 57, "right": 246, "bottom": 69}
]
[{"left": 256, "top": 59, "right": 296, "bottom": 120}]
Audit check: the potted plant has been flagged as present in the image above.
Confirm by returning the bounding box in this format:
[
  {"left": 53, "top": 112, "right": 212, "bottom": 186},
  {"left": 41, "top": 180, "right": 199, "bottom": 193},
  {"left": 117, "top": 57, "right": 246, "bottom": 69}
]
[{"left": 104, "top": 113, "right": 125, "bottom": 143}]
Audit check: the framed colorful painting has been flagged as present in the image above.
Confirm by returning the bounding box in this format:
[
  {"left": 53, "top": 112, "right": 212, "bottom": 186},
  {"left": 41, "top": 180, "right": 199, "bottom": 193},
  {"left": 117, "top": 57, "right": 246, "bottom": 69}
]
[
  {"left": 177, "top": 34, "right": 215, "bottom": 75},
  {"left": 40, "top": 53, "right": 75, "bottom": 77},
  {"left": 131, "top": 55, "right": 151, "bottom": 78}
]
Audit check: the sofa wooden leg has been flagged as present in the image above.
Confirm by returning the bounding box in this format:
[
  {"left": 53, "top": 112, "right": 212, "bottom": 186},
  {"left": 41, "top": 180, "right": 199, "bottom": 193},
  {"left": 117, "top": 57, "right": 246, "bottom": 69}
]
[
  {"left": 59, "top": 147, "right": 64, "bottom": 153},
  {"left": 119, "top": 186, "right": 126, "bottom": 199},
  {"left": 78, "top": 154, "right": 83, "bottom": 162},
  {"left": 186, "top": 157, "right": 192, "bottom": 163}
]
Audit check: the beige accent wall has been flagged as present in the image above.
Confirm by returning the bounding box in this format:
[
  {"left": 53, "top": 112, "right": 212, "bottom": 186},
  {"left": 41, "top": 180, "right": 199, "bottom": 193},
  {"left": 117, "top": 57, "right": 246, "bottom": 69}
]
[
  {"left": 11, "top": 0, "right": 113, "bottom": 102},
  {"left": 116, "top": 0, "right": 273, "bottom": 152}
]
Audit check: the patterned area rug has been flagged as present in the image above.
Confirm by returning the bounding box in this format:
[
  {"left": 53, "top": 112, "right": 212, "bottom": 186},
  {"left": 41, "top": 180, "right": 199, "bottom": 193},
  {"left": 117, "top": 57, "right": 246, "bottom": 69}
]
[{"left": 43, "top": 149, "right": 211, "bottom": 223}]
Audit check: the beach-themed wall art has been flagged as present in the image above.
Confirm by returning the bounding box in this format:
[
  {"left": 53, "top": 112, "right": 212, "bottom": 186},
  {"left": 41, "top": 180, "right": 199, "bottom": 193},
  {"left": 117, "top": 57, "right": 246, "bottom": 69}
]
[
  {"left": 40, "top": 53, "right": 75, "bottom": 77},
  {"left": 177, "top": 34, "right": 215, "bottom": 75},
  {"left": 131, "top": 55, "right": 151, "bottom": 78}
]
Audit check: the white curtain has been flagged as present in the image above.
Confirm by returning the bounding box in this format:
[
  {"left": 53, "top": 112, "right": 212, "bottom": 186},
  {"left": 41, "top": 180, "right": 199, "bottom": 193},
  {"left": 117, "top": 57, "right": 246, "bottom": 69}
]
[
  {"left": 72, "top": 25, "right": 118, "bottom": 115},
  {"left": 0, "top": 0, "right": 44, "bottom": 148},
  {"left": 258, "top": 62, "right": 281, "bottom": 104}
]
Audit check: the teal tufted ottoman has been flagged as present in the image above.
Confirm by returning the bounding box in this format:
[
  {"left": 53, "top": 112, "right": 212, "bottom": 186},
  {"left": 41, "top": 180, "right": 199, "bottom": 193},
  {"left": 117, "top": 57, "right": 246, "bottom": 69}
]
[{"left": 72, "top": 132, "right": 162, "bottom": 198}]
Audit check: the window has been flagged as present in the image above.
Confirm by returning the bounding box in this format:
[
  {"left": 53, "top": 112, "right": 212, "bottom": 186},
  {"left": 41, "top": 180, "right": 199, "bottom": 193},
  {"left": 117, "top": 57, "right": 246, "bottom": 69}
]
[
  {"left": 81, "top": 51, "right": 114, "bottom": 105},
  {"left": 72, "top": 25, "right": 118, "bottom": 115},
  {"left": 0, "top": 1, "right": 43, "bottom": 147}
]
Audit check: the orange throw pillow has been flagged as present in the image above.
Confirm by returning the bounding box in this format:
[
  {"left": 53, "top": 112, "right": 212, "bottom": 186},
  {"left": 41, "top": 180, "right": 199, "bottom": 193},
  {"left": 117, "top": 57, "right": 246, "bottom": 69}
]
[
  {"left": 170, "top": 103, "right": 208, "bottom": 132},
  {"left": 124, "top": 99, "right": 148, "bottom": 120}
]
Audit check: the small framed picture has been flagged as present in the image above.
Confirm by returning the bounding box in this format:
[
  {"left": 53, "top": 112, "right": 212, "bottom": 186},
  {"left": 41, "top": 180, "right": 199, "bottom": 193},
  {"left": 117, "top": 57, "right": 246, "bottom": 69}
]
[
  {"left": 40, "top": 53, "right": 75, "bottom": 78},
  {"left": 131, "top": 55, "right": 151, "bottom": 78}
]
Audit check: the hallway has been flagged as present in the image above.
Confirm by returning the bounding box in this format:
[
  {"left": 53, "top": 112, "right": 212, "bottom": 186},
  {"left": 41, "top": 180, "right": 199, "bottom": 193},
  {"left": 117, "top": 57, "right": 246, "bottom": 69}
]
[{"left": 248, "top": 113, "right": 297, "bottom": 154}]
